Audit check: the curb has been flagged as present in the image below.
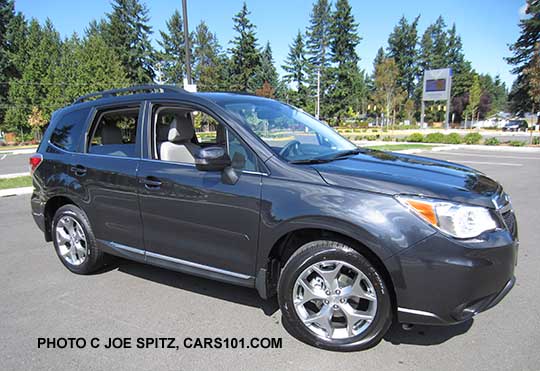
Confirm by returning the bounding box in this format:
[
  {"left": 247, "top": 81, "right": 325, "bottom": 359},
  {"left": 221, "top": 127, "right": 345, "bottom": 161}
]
[
  {"left": 353, "top": 141, "right": 540, "bottom": 153},
  {"left": 0, "top": 186, "right": 33, "bottom": 198},
  {"left": 0, "top": 172, "right": 30, "bottom": 179},
  {"left": 0, "top": 148, "right": 37, "bottom": 155}
]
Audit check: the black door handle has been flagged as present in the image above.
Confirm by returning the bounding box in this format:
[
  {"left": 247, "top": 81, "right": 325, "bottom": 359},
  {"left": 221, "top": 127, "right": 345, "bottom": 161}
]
[
  {"left": 141, "top": 176, "right": 162, "bottom": 189},
  {"left": 70, "top": 165, "right": 87, "bottom": 176}
]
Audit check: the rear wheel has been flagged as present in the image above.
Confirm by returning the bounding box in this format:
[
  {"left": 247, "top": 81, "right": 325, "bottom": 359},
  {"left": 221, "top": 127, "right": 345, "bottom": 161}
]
[
  {"left": 278, "top": 240, "right": 392, "bottom": 351},
  {"left": 52, "top": 204, "right": 106, "bottom": 274}
]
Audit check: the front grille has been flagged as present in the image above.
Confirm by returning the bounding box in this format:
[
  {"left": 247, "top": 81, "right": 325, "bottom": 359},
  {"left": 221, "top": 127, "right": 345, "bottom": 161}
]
[{"left": 502, "top": 210, "right": 518, "bottom": 239}]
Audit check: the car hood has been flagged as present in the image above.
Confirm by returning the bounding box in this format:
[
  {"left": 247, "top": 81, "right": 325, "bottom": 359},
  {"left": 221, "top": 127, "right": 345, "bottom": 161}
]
[{"left": 311, "top": 149, "right": 500, "bottom": 208}]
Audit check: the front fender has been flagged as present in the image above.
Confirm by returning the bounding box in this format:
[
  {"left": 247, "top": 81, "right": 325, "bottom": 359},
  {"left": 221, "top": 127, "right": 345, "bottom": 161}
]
[{"left": 256, "top": 176, "right": 436, "bottom": 271}]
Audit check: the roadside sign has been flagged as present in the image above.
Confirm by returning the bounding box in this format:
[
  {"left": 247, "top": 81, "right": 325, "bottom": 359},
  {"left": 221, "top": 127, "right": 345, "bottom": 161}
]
[
  {"left": 421, "top": 68, "right": 453, "bottom": 129},
  {"left": 422, "top": 68, "right": 452, "bottom": 101}
]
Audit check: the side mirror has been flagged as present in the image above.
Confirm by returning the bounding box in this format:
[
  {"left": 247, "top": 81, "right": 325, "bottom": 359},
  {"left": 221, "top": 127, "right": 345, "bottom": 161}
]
[{"left": 194, "top": 146, "right": 231, "bottom": 171}]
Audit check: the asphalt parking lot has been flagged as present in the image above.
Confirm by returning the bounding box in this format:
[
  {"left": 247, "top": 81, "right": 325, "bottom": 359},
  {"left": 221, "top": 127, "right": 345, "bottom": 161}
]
[
  {"left": 0, "top": 152, "right": 30, "bottom": 176},
  {"left": 1, "top": 147, "right": 539, "bottom": 370}
]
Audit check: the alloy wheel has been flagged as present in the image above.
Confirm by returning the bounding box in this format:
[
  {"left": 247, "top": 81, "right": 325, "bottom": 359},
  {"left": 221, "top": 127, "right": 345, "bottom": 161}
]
[
  {"left": 55, "top": 215, "right": 87, "bottom": 266},
  {"left": 292, "top": 260, "right": 377, "bottom": 340}
]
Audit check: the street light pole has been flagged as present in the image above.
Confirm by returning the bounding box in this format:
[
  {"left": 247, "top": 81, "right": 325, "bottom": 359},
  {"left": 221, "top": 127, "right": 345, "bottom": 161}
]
[
  {"left": 182, "top": 0, "right": 192, "bottom": 85},
  {"left": 316, "top": 68, "right": 320, "bottom": 119}
]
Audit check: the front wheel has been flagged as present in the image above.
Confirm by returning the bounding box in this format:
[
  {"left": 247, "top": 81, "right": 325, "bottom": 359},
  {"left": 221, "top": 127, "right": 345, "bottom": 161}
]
[{"left": 278, "top": 240, "right": 392, "bottom": 351}]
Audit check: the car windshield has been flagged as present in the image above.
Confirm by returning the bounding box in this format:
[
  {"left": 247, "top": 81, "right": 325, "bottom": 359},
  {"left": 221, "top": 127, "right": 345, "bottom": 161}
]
[{"left": 212, "top": 96, "right": 357, "bottom": 162}]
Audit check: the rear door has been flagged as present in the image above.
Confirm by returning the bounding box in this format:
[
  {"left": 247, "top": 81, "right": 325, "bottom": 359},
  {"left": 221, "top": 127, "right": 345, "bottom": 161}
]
[
  {"left": 137, "top": 102, "right": 263, "bottom": 280},
  {"left": 65, "top": 102, "right": 145, "bottom": 256}
]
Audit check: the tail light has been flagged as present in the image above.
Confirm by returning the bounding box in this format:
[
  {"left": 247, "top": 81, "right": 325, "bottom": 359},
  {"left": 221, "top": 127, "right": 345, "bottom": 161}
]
[{"left": 29, "top": 154, "right": 43, "bottom": 174}]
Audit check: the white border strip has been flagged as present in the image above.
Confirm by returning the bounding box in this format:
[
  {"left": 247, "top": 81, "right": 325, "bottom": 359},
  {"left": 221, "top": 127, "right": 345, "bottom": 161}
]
[{"left": 0, "top": 186, "right": 33, "bottom": 198}]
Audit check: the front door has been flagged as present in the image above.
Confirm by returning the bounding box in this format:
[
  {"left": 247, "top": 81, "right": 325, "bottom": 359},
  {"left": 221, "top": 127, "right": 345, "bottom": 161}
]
[{"left": 137, "top": 104, "right": 263, "bottom": 279}]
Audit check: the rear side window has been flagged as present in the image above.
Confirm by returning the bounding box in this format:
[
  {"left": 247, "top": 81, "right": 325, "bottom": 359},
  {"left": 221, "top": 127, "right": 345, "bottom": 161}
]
[
  {"left": 50, "top": 108, "right": 90, "bottom": 152},
  {"left": 88, "top": 108, "right": 139, "bottom": 157}
]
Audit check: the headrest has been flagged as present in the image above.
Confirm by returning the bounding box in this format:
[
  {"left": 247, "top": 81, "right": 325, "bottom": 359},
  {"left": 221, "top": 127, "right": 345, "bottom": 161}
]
[
  {"left": 215, "top": 124, "right": 227, "bottom": 145},
  {"left": 168, "top": 113, "right": 195, "bottom": 143},
  {"left": 156, "top": 123, "right": 169, "bottom": 142},
  {"left": 101, "top": 123, "right": 122, "bottom": 144}
]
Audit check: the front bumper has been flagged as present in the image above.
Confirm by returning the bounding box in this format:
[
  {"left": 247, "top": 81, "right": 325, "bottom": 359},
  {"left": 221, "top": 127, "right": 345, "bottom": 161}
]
[{"left": 387, "top": 229, "right": 518, "bottom": 325}]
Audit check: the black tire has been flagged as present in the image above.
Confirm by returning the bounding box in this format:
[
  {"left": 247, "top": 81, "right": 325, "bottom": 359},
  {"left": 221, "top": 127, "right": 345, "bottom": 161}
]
[
  {"left": 51, "top": 204, "right": 106, "bottom": 274},
  {"left": 278, "top": 240, "right": 392, "bottom": 351}
]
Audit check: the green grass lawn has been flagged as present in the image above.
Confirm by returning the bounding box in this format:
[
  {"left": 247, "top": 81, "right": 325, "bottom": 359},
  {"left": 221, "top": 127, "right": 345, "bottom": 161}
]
[
  {"left": 364, "top": 144, "right": 439, "bottom": 151},
  {"left": 0, "top": 176, "right": 33, "bottom": 190}
]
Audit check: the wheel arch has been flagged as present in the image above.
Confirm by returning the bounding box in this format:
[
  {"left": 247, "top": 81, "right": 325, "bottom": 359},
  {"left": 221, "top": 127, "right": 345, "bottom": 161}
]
[
  {"left": 257, "top": 225, "right": 397, "bottom": 315},
  {"left": 43, "top": 195, "right": 78, "bottom": 241}
]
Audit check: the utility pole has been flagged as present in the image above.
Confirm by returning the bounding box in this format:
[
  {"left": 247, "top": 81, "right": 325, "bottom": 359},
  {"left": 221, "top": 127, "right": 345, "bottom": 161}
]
[
  {"left": 316, "top": 68, "right": 320, "bottom": 119},
  {"left": 182, "top": 0, "right": 192, "bottom": 85}
]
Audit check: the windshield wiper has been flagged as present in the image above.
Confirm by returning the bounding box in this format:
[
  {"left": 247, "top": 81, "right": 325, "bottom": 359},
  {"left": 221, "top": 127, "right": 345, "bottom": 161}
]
[
  {"left": 289, "top": 149, "right": 362, "bottom": 164},
  {"left": 289, "top": 158, "right": 334, "bottom": 164},
  {"left": 320, "top": 148, "right": 362, "bottom": 160}
]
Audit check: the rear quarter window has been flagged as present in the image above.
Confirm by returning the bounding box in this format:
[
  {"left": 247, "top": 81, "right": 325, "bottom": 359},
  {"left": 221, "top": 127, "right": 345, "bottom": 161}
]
[{"left": 50, "top": 108, "right": 90, "bottom": 152}]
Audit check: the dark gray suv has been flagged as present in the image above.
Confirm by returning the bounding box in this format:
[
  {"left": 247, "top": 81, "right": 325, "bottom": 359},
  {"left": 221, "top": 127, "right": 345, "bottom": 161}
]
[{"left": 30, "top": 85, "right": 518, "bottom": 351}]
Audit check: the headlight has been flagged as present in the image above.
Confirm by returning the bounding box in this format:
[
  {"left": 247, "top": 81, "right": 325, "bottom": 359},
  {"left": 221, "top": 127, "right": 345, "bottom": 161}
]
[{"left": 396, "top": 196, "right": 499, "bottom": 239}]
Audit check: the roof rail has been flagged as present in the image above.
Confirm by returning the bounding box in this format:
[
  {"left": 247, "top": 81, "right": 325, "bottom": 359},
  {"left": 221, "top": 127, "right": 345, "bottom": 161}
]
[{"left": 73, "top": 84, "right": 188, "bottom": 104}]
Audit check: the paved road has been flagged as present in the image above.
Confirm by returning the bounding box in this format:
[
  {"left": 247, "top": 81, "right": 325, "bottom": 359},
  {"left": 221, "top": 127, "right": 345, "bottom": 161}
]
[
  {"left": 1, "top": 148, "right": 539, "bottom": 370},
  {"left": 0, "top": 152, "right": 31, "bottom": 175}
]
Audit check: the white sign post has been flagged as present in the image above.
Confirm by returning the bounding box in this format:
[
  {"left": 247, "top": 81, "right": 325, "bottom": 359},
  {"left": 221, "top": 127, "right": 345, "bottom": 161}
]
[
  {"left": 183, "top": 78, "right": 197, "bottom": 93},
  {"left": 421, "top": 68, "right": 452, "bottom": 129}
]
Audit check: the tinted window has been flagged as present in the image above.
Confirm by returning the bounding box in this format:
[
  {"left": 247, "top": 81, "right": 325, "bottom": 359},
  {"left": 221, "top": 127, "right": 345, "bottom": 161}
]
[
  {"left": 50, "top": 108, "right": 90, "bottom": 152},
  {"left": 88, "top": 108, "right": 139, "bottom": 157}
]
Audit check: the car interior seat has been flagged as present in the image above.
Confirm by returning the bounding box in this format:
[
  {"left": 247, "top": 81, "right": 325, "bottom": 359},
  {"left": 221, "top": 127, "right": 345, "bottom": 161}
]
[{"left": 160, "top": 112, "right": 200, "bottom": 163}]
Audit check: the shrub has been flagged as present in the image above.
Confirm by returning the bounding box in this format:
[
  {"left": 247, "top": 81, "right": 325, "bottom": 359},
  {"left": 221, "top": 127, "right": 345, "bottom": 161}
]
[
  {"left": 532, "top": 137, "right": 540, "bottom": 145},
  {"left": 424, "top": 132, "right": 446, "bottom": 143},
  {"left": 444, "top": 133, "right": 463, "bottom": 144},
  {"left": 509, "top": 140, "right": 525, "bottom": 147},
  {"left": 484, "top": 137, "right": 500, "bottom": 146},
  {"left": 406, "top": 132, "right": 424, "bottom": 142},
  {"left": 463, "top": 132, "right": 482, "bottom": 144},
  {"left": 382, "top": 136, "right": 393, "bottom": 142}
]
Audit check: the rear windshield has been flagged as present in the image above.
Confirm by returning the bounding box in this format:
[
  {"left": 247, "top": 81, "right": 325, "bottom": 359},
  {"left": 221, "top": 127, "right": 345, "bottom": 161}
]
[{"left": 50, "top": 108, "right": 90, "bottom": 152}]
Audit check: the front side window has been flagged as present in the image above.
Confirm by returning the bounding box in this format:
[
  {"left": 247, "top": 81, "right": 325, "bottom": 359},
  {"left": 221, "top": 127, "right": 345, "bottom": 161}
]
[
  {"left": 88, "top": 108, "right": 139, "bottom": 157},
  {"left": 211, "top": 97, "right": 357, "bottom": 162},
  {"left": 50, "top": 108, "right": 90, "bottom": 152},
  {"left": 153, "top": 107, "right": 258, "bottom": 171}
]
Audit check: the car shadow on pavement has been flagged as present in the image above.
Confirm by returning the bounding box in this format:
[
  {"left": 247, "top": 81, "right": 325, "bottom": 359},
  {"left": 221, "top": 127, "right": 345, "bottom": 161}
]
[
  {"left": 383, "top": 319, "right": 473, "bottom": 346},
  {"left": 115, "top": 259, "right": 280, "bottom": 316}
]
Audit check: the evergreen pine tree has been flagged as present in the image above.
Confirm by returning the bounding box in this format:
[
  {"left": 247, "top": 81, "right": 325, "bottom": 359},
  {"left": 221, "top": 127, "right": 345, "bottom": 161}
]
[
  {"left": 373, "top": 47, "right": 386, "bottom": 72},
  {"left": 258, "top": 42, "right": 279, "bottom": 92},
  {"left": 282, "top": 31, "right": 308, "bottom": 107},
  {"left": 157, "top": 9, "right": 191, "bottom": 84},
  {"left": 387, "top": 15, "right": 420, "bottom": 99},
  {"left": 4, "top": 19, "right": 61, "bottom": 133},
  {"left": 305, "top": 0, "right": 332, "bottom": 114},
  {"left": 229, "top": 2, "right": 261, "bottom": 92},
  {"left": 102, "top": 0, "right": 155, "bottom": 83},
  {"left": 0, "top": 0, "right": 15, "bottom": 124},
  {"left": 506, "top": 0, "right": 540, "bottom": 113},
  {"left": 193, "top": 21, "right": 227, "bottom": 91},
  {"left": 328, "top": 0, "right": 361, "bottom": 121}
]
